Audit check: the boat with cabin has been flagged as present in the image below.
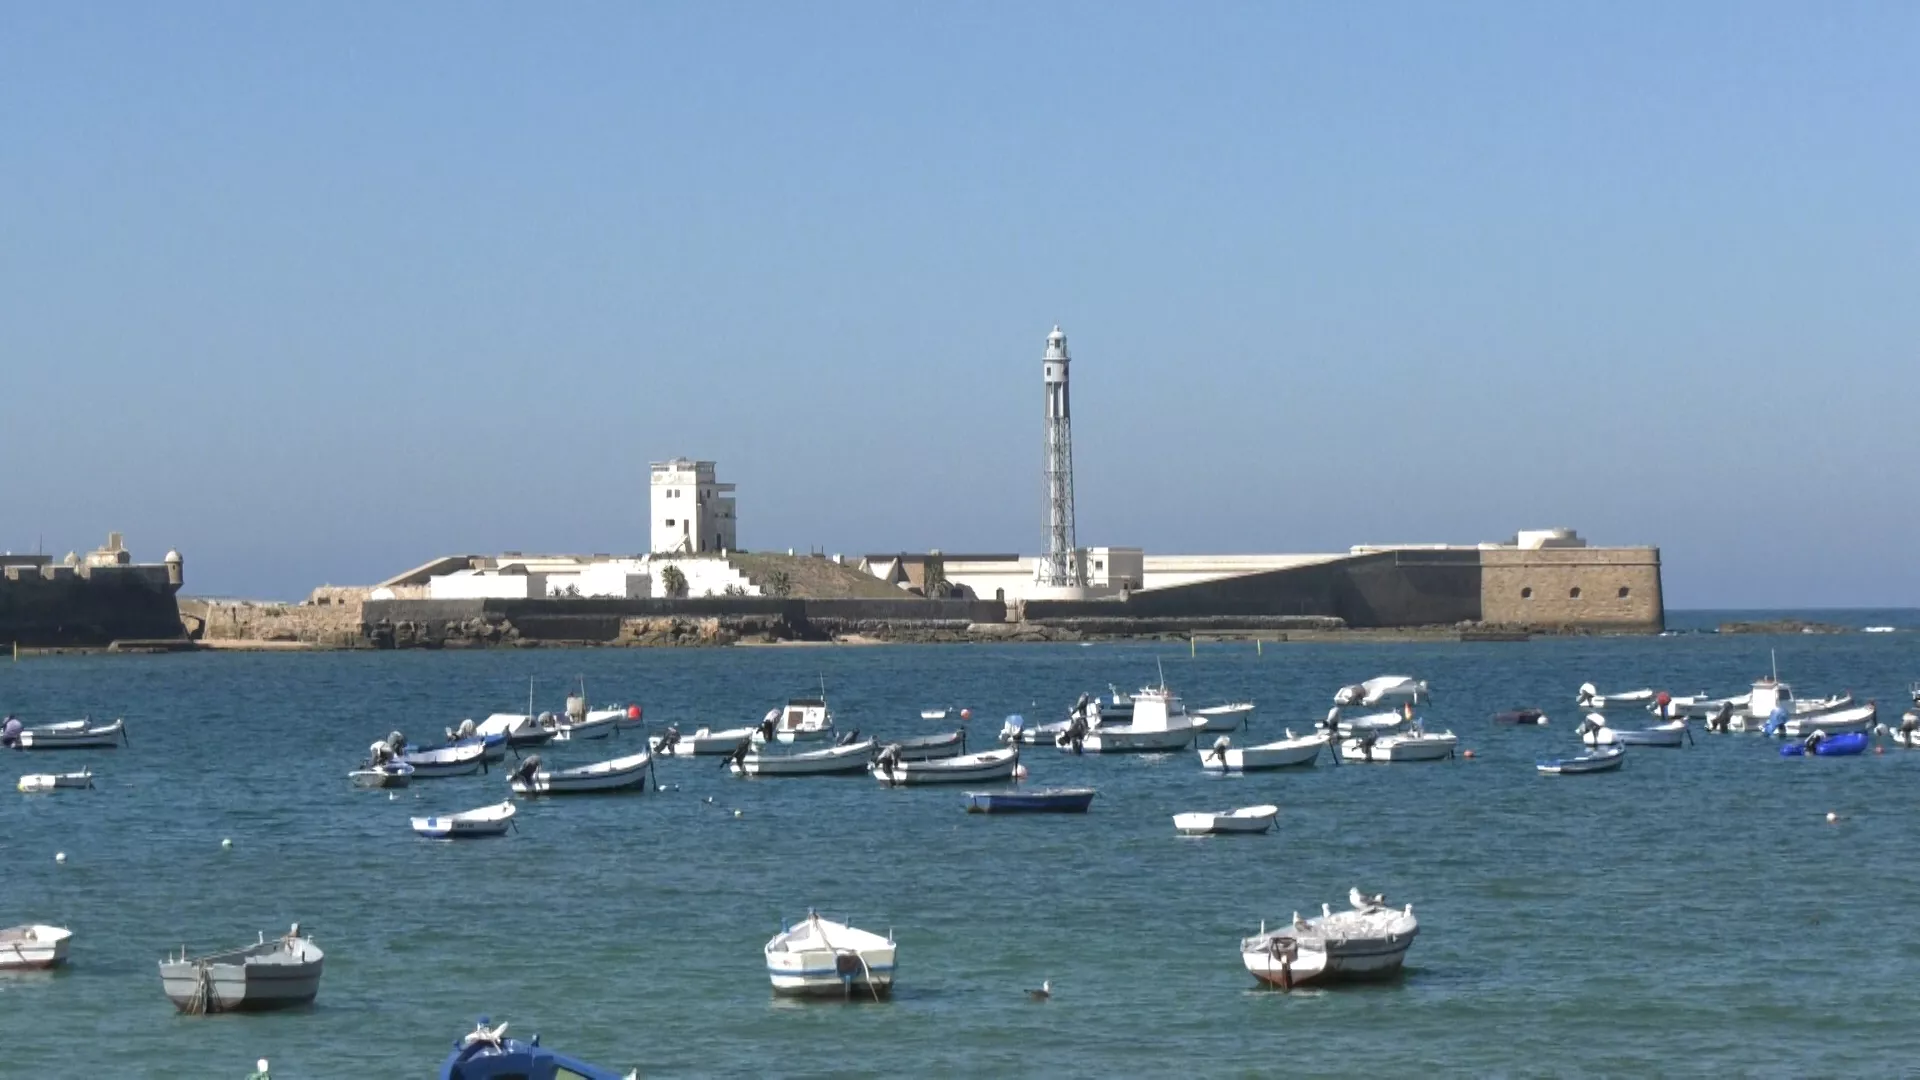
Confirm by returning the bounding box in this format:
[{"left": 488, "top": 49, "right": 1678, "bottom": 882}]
[
  {"left": 755, "top": 697, "right": 837, "bottom": 745},
  {"left": 1060, "top": 680, "right": 1207, "bottom": 753}
]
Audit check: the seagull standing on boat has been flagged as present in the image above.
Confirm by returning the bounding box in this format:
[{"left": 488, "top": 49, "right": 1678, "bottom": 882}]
[
  {"left": 1026, "top": 979, "right": 1051, "bottom": 1001},
  {"left": 1350, "top": 888, "right": 1385, "bottom": 912}
]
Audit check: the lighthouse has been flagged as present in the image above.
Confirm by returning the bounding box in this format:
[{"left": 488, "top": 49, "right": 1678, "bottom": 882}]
[{"left": 1035, "top": 326, "right": 1087, "bottom": 590}]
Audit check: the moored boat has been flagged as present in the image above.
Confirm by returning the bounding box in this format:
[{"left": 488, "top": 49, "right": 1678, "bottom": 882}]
[
  {"left": 1493, "top": 708, "right": 1549, "bottom": 726},
  {"left": 1338, "top": 725, "right": 1457, "bottom": 762},
  {"left": 1192, "top": 702, "right": 1256, "bottom": 733},
  {"left": 650, "top": 724, "right": 757, "bottom": 756},
  {"left": 1335, "top": 706, "right": 1412, "bottom": 737},
  {"left": 871, "top": 746, "right": 1016, "bottom": 786},
  {"left": 411, "top": 801, "right": 518, "bottom": 839},
  {"left": 1334, "top": 676, "right": 1429, "bottom": 708},
  {"left": 729, "top": 738, "right": 875, "bottom": 777},
  {"left": 1578, "top": 714, "right": 1690, "bottom": 747},
  {"left": 919, "top": 707, "right": 951, "bottom": 721},
  {"left": 16, "top": 719, "right": 126, "bottom": 750},
  {"left": 1241, "top": 889, "right": 1418, "bottom": 986},
  {"left": 964, "top": 787, "right": 1095, "bottom": 814},
  {"left": 0, "top": 924, "right": 72, "bottom": 970},
  {"left": 471, "top": 712, "right": 558, "bottom": 749},
  {"left": 1574, "top": 683, "right": 1654, "bottom": 710},
  {"left": 1781, "top": 731, "right": 1869, "bottom": 757},
  {"left": 159, "top": 925, "right": 323, "bottom": 1013},
  {"left": 753, "top": 697, "right": 836, "bottom": 745},
  {"left": 437, "top": 1019, "right": 632, "bottom": 1080},
  {"left": 348, "top": 761, "right": 415, "bottom": 789},
  {"left": 1061, "top": 683, "right": 1207, "bottom": 753},
  {"left": 886, "top": 729, "right": 967, "bottom": 761},
  {"left": 764, "top": 911, "right": 895, "bottom": 998},
  {"left": 508, "top": 751, "right": 651, "bottom": 795},
  {"left": 1173, "top": 804, "right": 1278, "bottom": 835},
  {"left": 1781, "top": 702, "right": 1878, "bottom": 739},
  {"left": 1198, "top": 731, "right": 1324, "bottom": 772},
  {"left": 398, "top": 740, "right": 489, "bottom": 778},
  {"left": 17, "top": 770, "right": 93, "bottom": 792},
  {"left": 1536, "top": 747, "right": 1624, "bottom": 774}
]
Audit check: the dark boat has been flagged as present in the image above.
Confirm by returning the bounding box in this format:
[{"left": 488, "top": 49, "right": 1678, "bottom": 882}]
[
  {"left": 440, "top": 1019, "right": 629, "bottom": 1080},
  {"left": 1492, "top": 708, "right": 1548, "bottom": 726},
  {"left": 964, "top": 787, "right": 1096, "bottom": 814}
]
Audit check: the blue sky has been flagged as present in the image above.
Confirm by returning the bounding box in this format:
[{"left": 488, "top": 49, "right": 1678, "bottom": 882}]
[{"left": 2, "top": 3, "right": 1914, "bottom": 605}]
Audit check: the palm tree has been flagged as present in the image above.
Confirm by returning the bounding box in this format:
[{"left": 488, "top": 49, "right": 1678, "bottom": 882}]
[{"left": 660, "top": 565, "right": 689, "bottom": 599}]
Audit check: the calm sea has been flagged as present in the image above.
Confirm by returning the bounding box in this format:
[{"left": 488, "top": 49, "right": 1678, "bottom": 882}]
[{"left": 3, "top": 614, "right": 1918, "bottom": 1077}]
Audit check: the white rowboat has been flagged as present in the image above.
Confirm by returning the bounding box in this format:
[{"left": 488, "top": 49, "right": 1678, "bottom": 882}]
[
  {"left": 1174, "top": 804, "right": 1278, "bottom": 835},
  {"left": 764, "top": 912, "right": 895, "bottom": 998},
  {"left": 0, "top": 924, "right": 72, "bottom": 970},
  {"left": 731, "top": 740, "right": 876, "bottom": 777},
  {"left": 1339, "top": 728, "right": 1457, "bottom": 762},
  {"left": 650, "top": 726, "right": 757, "bottom": 756},
  {"left": 398, "top": 741, "right": 488, "bottom": 778},
  {"left": 17, "top": 770, "right": 94, "bottom": 792},
  {"left": 872, "top": 747, "right": 1017, "bottom": 786},
  {"left": 1198, "top": 731, "right": 1325, "bottom": 772},
  {"left": 508, "top": 751, "right": 651, "bottom": 795},
  {"left": 16, "top": 719, "right": 125, "bottom": 750},
  {"left": 1192, "top": 702, "right": 1256, "bottom": 733},
  {"left": 411, "top": 801, "right": 517, "bottom": 839}
]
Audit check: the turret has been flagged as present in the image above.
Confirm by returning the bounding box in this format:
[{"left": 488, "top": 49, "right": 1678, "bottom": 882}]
[{"left": 164, "top": 550, "right": 183, "bottom": 589}]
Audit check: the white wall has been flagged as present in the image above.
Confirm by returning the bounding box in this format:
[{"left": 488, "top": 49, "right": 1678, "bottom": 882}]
[
  {"left": 546, "top": 562, "right": 651, "bottom": 598},
  {"left": 647, "top": 556, "right": 758, "bottom": 598},
  {"left": 429, "top": 570, "right": 547, "bottom": 599}
]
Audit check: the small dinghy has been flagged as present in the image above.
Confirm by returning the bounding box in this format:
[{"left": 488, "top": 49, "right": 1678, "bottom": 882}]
[
  {"left": 1192, "top": 702, "right": 1256, "bottom": 733},
  {"left": 1578, "top": 714, "right": 1690, "bottom": 747},
  {"left": 437, "top": 1019, "right": 633, "bottom": 1080},
  {"left": 349, "top": 761, "right": 415, "bottom": 788},
  {"left": 411, "top": 801, "right": 517, "bottom": 839},
  {"left": 1174, "top": 804, "right": 1278, "bottom": 835},
  {"left": 650, "top": 725, "right": 757, "bottom": 756},
  {"left": 1333, "top": 676, "right": 1429, "bottom": 708},
  {"left": 764, "top": 911, "right": 896, "bottom": 998},
  {"left": 1493, "top": 708, "right": 1549, "bottom": 726},
  {"left": 964, "top": 787, "right": 1095, "bottom": 814},
  {"left": 1781, "top": 702, "right": 1878, "bottom": 739},
  {"left": 886, "top": 729, "right": 967, "bottom": 761},
  {"left": 16, "top": 719, "right": 126, "bottom": 750},
  {"left": 920, "top": 707, "right": 951, "bottom": 721},
  {"left": 17, "top": 770, "right": 93, "bottom": 792},
  {"left": 729, "top": 737, "right": 876, "bottom": 777},
  {"left": 398, "top": 740, "right": 490, "bottom": 778},
  {"left": 1339, "top": 725, "right": 1457, "bottom": 763},
  {"left": 471, "top": 712, "right": 558, "bottom": 749},
  {"left": 1536, "top": 746, "right": 1624, "bottom": 774},
  {"left": 0, "top": 924, "right": 72, "bottom": 969},
  {"left": 1334, "top": 705, "right": 1412, "bottom": 737},
  {"left": 999, "top": 714, "right": 1071, "bottom": 746},
  {"left": 872, "top": 746, "right": 1016, "bottom": 786},
  {"left": 1198, "top": 731, "right": 1324, "bottom": 772},
  {"left": 1238, "top": 930, "right": 1329, "bottom": 990},
  {"left": 1241, "top": 889, "right": 1419, "bottom": 986},
  {"left": 1780, "top": 731, "right": 1869, "bottom": 757},
  {"left": 508, "top": 751, "right": 651, "bottom": 795},
  {"left": 1575, "top": 683, "right": 1656, "bottom": 710},
  {"left": 159, "top": 925, "right": 323, "bottom": 1013}
]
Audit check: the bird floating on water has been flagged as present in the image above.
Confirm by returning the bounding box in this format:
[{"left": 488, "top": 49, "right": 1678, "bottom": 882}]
[{"left": 1026, "top": 979, "right": 1052, "bottom": 1001}]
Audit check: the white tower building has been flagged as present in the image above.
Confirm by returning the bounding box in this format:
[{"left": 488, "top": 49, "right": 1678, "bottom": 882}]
[
  {"left": 1035, "top": 326, "right": 1087, "bottom": 590},
  {"left": 650, "top": 458, "right": 737, "bottom": 554}
]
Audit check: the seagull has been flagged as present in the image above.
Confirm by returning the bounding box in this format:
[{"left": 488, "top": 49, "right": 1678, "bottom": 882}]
[
  {"left": 1026, "top": 979, "right": 1052, "bottom": 1001},
  {"left": 1292, "top": 911, "right": 1310, "bottom": 931},
  {"left": 1350, "top": 888, "right": 1385, "bottom": 911}
]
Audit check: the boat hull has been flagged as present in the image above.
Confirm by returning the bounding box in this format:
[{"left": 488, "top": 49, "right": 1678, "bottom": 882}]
[
  {"left": 873, "top": 748, "right": 1015, "bottom": 786},
  {"left": 651, "top": 728, "right": 756, "bottom": 756},
  {"left": 17, "top": 772, "right": 93, "bottom": 792},
  {"left": 964, "top": 788, "right": 1094, "bottom": 814},
  {"left": 1242, "top": 936, "right": 1329, "bottom": 989},
  {"left": 1075, "top": 724, "right": 1204, "bottom": 753},
  {"left": 1199, "top": 737, "right": 1323, "bottom": 772},
  {"left": 16, "top": 720, "right": 124, "bottom": 750},
  {"left": 1584, "top": 722, "right": 1687, "bottom": 747},
  {"left": 1339, "top": 734, "right": 1457, "bottom": 762},
  {"left": 733, "top": 742, "right": 875, "bottom": 777},
  {"left": 1192, "top": 704, "right": 1256, "bottom": 733},
  {"left": 159, "top": 940, "right": 323, "bottom": 1013},
  {"left": 349, "top": 764, "right": 413, "bottom": 788},
  {"left": 1174, "top": 806, "right": 1278, "bottom": 835},
  {"left": 1537, "top": 749, "right": 1624, "bottom": 774},
  {"left": 0, "top": 926, "right": 71, "bottom": 970}
]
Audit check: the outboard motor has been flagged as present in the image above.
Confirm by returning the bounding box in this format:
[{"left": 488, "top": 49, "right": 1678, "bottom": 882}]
[
  {"left": 657, "top": 725, "right": 681, "bottom": 756},
  {"left": 759, "top": 713, "right": 778, "bottom": 743},
  {"left": 1059, "top": 714, "right": 1088, "bottom": 754},
  {"left": 1208, "top": 735, "right": 1231, "bottom": 765},
  {"left": 537, "top": 710, "right": 557, "bottom": 730},
  {"left": 1761, "top": 705, "right": 1789, "bottom": 738},
  {"left": 726, "top": 741, "right": 751, "bottom": 769},
  {"left": 1707, "top": 702, "right": 1732, "bottom": 733},
  {"left": 386, "top": 730, "right": 408, "bottom": 754},
  {"left": 1803, "top": 731, "right": 1826, "bottom": 754},
  {"left": 876, "top": 744, "right": 902, "bottom": 777},
  {"left": 456, "top": 718, "right": 477, "bottom": 740},
  {"left": 566, "top": 694, "right": 588, "bottom": 726},
  {"left": 511, "top": 755, "right": 542, "bottom": 785},
  {"left": 368, "top": 740, "right": 392, "bottom": 767}
]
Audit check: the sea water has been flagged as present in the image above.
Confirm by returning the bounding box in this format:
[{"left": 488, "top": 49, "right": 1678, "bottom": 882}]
[{"left": 2, "top": 626, "right": 1918, "bottom": 1076}]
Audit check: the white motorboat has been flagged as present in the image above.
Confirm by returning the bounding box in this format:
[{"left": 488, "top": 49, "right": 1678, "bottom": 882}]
[
  {"left": 471, "top": 712, "right": 558, "bottom": 749},
  {"left": 0, "top": 924, "right": 72, "bottom": 970},
  {"left": 730, "top": 739, "right": 876, "bottom": 777},
  {"left": 1000, "top": 714, "right": 1070, "bottom": 746},
  {"left": 1192, "top": 702, "right": 1256, "bottom": 733},
  {"left": 349, "top": 761, "right": 415, "bottom": 788},
  {"left": 1782, "top": 702, "right": 1878, "bottom": 739},
  {"left": 754, "top": 698, "right": 837, "bottom": 745},
  {"left": 1537, "top": 746, "right": 1625, "bottom": 774},
  {"left": 16, "top": 719, "right": 125, "bottom": 750},
  {"left": 764, "top": 911, "right": 895, "bottom": 998},
  {"left": 1242, "top": 890, "right": 1419, "bottom": 986},
  {"left": 411, "top": 801, "right": 517, "bottom": 839},
  {"left": 1335, "top": 706, "right": 1413, "bottom": 737},
  {"left": 509, "top": 750, "right": 651, "bottom": 795},
  {"left": 920, "top": 708, "right": 950, "bottom": 721},
  {"left": 1888, "top": 713, "right": 1920, "bottom": 747},
  {"left": 650, "top": 725, "right": 757, "bottom": 756},
  {"left": 1657, "top": 692, "right": 1748, "bottom": 719},
  {"left": 1339, "top": 725, "right": 1457, "bottom": 762},
  {"left": 1198, "top": 731, "right": 1325, "bottom": 772},
  {"left": 1574, "top": 683, "right": 1655, "bottom": 710},
  {"left": 871, "top": 746, "right": 1016, "bottom": 786},
  {"left": 1578, "top": 714, "right": 1690, "bottom": 747},
  {"left": 398, "top": 741, "right": 489, "bottom": 778},
  {"left": 1334, "top": 676, "right": 1429, "bottom": 708},
  {"left": 1173, "top": 804, "right": 1278, "bottom": 835},
  {"left": 17, "top": 770, "right": 93, "bottom": 792},
  {"left": 884, "top": 729, "right": 967, "bottom": 762},
  {"left": 1064, "top": 684, "right": 1208, "bottom": 753},
  {"left": 159, "top": 927, "right": 323, "bottom": 1013},
  {"left": 1238, "top": 928, "right": 1329, "bottom": 990}
]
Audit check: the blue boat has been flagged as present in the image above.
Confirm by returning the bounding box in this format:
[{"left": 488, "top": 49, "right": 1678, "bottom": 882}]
[
  {"left": 1779, "top": 731, "right": 1869, "bottom": 757},
  {"left": 439, "top": 1019, "right": 629, "bottom": 1080},
  {"left": 964, "top": 787, "right": 1095, "bottom": 814},
  {"left": 1536, "top": 746, "right": 1624, "bottom": 775}
]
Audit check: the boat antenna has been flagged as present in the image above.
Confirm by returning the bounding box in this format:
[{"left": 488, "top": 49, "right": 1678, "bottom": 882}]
[
  {"left": 1771, "top": 649, "right": 1778, "bottom": 683},
  {"left": 527, "top": 676, "right": 535, "bottom": 717},
  {"left": 1156, "top": 656, "right": 1166, "bottom": 690}
]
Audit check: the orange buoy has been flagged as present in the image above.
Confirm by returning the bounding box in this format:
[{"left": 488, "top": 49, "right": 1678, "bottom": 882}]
[
  {"left": 1462, "top": 750, "right": 1475, "bottom": 759},
  {"left": 627, "top": 704, "right": 642, "bottom": 720}
]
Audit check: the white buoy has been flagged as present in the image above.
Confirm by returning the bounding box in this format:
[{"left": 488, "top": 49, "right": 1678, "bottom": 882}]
[
  {"left": 258, "top": 1059, "right": 270, "bottom": 1075},
  {"left": 55, "top": 852, "right": 66, "bottom": 864},
  {"left": 1826, "top": 811, "right": 1838, "bottom": 823},
  {"left": 222, "top": 838, "right": 233, "bottom": 849},
  {"left": 733, "top": 809, "right": 743, "bottom": 818},
  {"left": 1013, "top": 764, "right": 1030, "bottom": 780}
]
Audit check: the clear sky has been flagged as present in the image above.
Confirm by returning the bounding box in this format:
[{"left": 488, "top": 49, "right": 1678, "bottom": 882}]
[{"left": 2, "top": 3, "right": 1914, "bottom": 606}]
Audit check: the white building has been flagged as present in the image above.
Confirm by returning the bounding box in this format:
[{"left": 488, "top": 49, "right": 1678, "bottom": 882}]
[{"left": 651, "top": 459, "right": 737, "bottom": 555}]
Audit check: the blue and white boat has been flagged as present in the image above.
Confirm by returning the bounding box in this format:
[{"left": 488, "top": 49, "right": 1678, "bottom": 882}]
[
  {"left": 963, "top": 787, "right": 1095, "bottom": 814},
  {"left": 764, "top": 911, "right": 896, "bottom": 998},
  {"left": 398, "top": 741, "right": 489, "bottom": 778},
  {"left": 1780, "top": 731, "right": 1869, "bottom": 757},
  {"left": 1536, "top": 747, "right": 1624, "bottom": 775},
  {"left": 411, "top": 801, "right": 516, "bottom": 839},
  {"left": 438, "top": 1019, "right": 632, "bottom": 1080}
]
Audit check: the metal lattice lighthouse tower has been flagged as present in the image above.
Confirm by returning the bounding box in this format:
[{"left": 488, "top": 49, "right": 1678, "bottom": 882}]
[{"left": 1036, "top": 325, "right": 1087, "bottom": 588}]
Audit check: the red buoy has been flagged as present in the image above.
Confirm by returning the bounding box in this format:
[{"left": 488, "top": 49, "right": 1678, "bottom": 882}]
[{"left": 627, "top": 704, "right": 642, "bottom": 720}]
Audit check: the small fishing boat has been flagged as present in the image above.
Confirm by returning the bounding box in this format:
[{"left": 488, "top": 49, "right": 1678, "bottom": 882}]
[
  {"left": 999, "top": 714, "right": 1071, "bottom": 746},
  {"left": 887, "top": 729, "right": 967, "bottom": 762},
  {"left": 1333, "top": 676, "right": 1429, "bottom": 708},
  {"left": 1192, "top": 702, "right": 1256, "bottom": 733},
  {"left": 17, "top": 770, "right": 93, "bottom": 792},
  {"left": 348, "top": 761, "right": 415, "bottom": 789},
  {"left": 470, "top": 712, "right": 558, "bottom": 749},
  {"left": 649, "top": 725, "right": 757, "bottom": 756},
  {"left": 411, "top": 801, "right": 517, "bottom": 839},
  {"left": 1574, "top": 683, "right": 1655, "bottom": 710},
  {"left": 1493, "top": 708, "right": 1549, "bottom": 726},
  {"left": 1062, "top": 684, "right": 1207, "bottom": 753},
  {"left": 1781, "top": 702, "right": 1878, "bottom": 739},
  {"left": 1335, "top": 707, "right": 1411, "bottom": 737},
  {"left": 1238, "top": 929, "right": 1329, "bottom": 990},
  {"left": 16, "top": 719, "right": 125, "bottom": 750},
  {"left": 1536, "top": 747, "right": 1625, "bottom": 775},
  {"left": 508, "top": 751, "right": 651, "bottom": 795},
  {"left": 1578, "top": 714, "right": 1689, "bottom": 747},
  {"left": 437, "top": 1019, "right": 633, "bottom": 1080},
  {"left": 754, "top": 697, "right": 837, "bottom": 745},
  {"left": 159, "top": 925, "right": 324, "bottom": 1013},
  {"left": 1780, "top": 731, "right": 1869, "bottom": 758},
  {"left": 1198, "top": 731, "right": 1324, "bottom": 772},
  {"left": 872, "top": 746, "right": 1016, "bottom": 786},
  {"left": 964, "top": 787, "right": 1095, "bottom": 814},
  {"left": 418, "top": 720, "right": 511, "bottom": 763},
  {"left": 764, "top": 911, "right": 896, "bottom": 998},
  {"left": 398, "top": 741, "right": 489, "bottom": 778},
  {"left": 920, "top": 707, "right": 951, "bottom": 721},
  {"left": 1241, "top": 889, "right": 1419, "bottom": 986},
  {"left": 1339, "top": 725, "right": 1457, "bottom": 763},
  {"left": 1173, "top": 804, "right": 1278, "bottom": 835},
  {"left": 729, "top": 738, "right": 876, "bottom": 777},
  {"left": 0, "top": 924, "right": 72, "bottom": 970}
]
